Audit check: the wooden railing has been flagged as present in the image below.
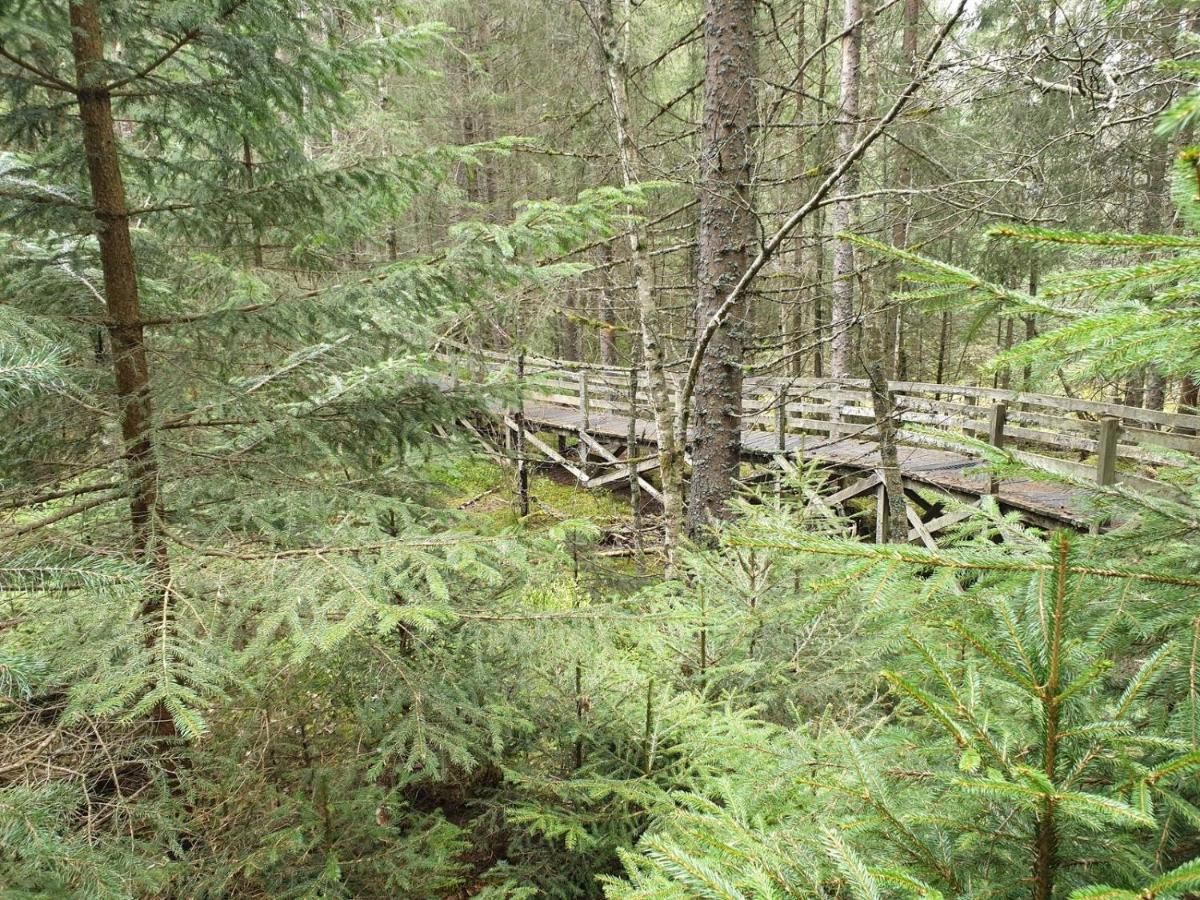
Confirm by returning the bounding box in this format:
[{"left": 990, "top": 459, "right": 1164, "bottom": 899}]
[{"left": 440, "top": 345, "right": 1200, "bottom": 494}]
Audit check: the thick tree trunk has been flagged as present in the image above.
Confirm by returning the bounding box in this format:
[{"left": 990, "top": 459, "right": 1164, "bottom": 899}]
[
  {"left": 687, "top": 0, "right": 757, "bottom": 533},
  {"left": 594, "top": 0, "right": 686, "bottom": 566},
  {"left": 830, "top": 0, "right": 862, "bottom": 377},
  {"left": 70, "top": 0, "right": 173, "bottom": 738}
]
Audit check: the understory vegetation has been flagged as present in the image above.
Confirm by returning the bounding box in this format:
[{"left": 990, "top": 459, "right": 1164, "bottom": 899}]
[{"left": 3, "top": 1, "right": 1200, "bottom": 898}]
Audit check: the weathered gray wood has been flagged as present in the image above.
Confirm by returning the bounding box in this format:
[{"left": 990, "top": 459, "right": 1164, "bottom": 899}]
[
  {"left": 450, "top": 352, "right": 1200, "bottom": 529},
  {"left": 987, "top": 401, "right": 1007, "bottom": 495},
  {"left": 824, "top": 473, "right": 882, "bottom": 506},
  {"left": 914, "top": 505, "right": 976, "bottom": 539},
  {"left": 906, "top": 503, "right": 939, "bottom": 550},
  {"left": 988, "top": 401, "right": 1007, "bottom": 449},
  {"left": 505, "top": 417, "right": 591, "bottom": 485},
  {"left": 1096, "top": 416, "right": 1120, "bottom": 486},
  {"left": 578, "top": 431, "right": 664, "bottom": 502},
  {"left": 587, "top": 456, "right": 660, "bottom": 489}
]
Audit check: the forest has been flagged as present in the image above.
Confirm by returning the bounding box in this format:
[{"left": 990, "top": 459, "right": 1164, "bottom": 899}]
[{"left": 3, "top": 0, "right": 1200, "bottom": 896}]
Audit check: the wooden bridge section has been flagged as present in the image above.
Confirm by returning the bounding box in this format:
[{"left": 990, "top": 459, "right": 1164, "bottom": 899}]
[{"left": 445, "top": 347, "right": 1200, "bottom": 543}]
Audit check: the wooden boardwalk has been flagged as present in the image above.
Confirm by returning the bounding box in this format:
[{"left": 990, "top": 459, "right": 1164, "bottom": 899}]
[
  {"left": 446, "top": 347, "right": 1200, "bottom": 540},
  {"left": 518, "top": 399, "right": 1085, "bottom": 527}
]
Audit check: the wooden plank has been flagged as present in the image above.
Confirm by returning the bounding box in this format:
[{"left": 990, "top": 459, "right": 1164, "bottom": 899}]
[
  {"left": 504, "top": 417, "right": 591, "bottom": 484},
  {"left": 906, "top": 503, "right": 939, "bottom": 550},
  {"left": 577, "top": 431, "right": 664, "bottom": 502},
  {"left": 824, "top": 473, "right": 882, "bottom": 506},
  {"left": 918, "top": 505, "right": 977, "bottom": 537},
  {"left": 774, "top": 453, "right": 839, "bottom": 522},
  {"left": 587, "top": 456, "right": 660, "bottom": 489}
]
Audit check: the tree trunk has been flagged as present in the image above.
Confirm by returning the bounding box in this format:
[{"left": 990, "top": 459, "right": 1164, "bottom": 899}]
[
  {"left": 884, "top": 0, "right": 919, "bottom": 380},
  {"left": 598, "top": 243, "right": 618, "bottom": 365},
  {"left": 561, "top": 290, "right": 580, "bottom": 361},
  {"left": 594, "top": 0, "right": 686, "bottom": 567},
  {"left": 830, "top": 0, "right": 862, "bottom": 377},
  {"left": 687, "top": 0, "right": 757, "bottom": 533},
  {"left": 70, "top": 0, "right": 172, "bottom": 735},
  {"left": 867, "top": 360, "right": 906, "bottom": 542},
  {"left": 1179, "top": 376, "right": 1198, "bottom": 436}
]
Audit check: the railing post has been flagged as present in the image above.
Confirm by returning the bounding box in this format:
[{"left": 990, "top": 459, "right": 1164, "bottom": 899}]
[
  {"left": 776, "top": 382, "right": 788, "bottom": 453},
  {"left": 515, "top": 351, "right": 529, "bottom": 517},
  {"left": 1096, "top": 416, "right": 1120, "bottom": 486},
  {"left": 987, "top": 401, "right": 1007, "bottom": 495},
  {"left": 577, "top": 369, "right": 591, "bottom": 475},
  {"left": 579, "top": 369, "right": 591, "bottom": 432}
]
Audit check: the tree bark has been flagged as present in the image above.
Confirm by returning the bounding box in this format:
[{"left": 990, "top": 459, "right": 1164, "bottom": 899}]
[
  {"left": 598, "top": 243, "right": 618, "bottom": 365},
  {"left": 830, "top": 0, "right": 862, "bottom": 377},
  {"left": 70, "top": 0, "right": 173, "bottom": 737},
  {"left": 868, "top": 361, "right": 907, "bottom": 543},
  {"left": 71, "top": 2, "right": 166, "bottom": 578},
  {"left": 593, "top": 0, "right": 686, "bottom": 567},
  {"left": 687, "top": 0, "right": 757, "bottom": 533},
  {"left": 884, "top": 0, "right": 918, "bottom": 380}
]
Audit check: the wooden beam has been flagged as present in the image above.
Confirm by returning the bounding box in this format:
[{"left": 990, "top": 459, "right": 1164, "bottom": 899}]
[
  {"left": 824, "top": 472, "right": 882, "bottom": 506},
  {"left": 577, "top": 431, "right": 664, "bottom": 502},
  {"left": 504, "top": 416, "right": 591, "bottom": 485},
  {"left": 587, "top": 456, "right": 661, "bottom": 489},
  {"left": 906, "top": 503, "right": 939, "bottom": 550},
  {"left": 916, "top": 505, "right": 976, "bottom": 538},
  {"left": 460, "top": 419, "right": 506, "bottom": 463},
  {"left": 773, "top": 454, "right": 839, "bottom": 522}
]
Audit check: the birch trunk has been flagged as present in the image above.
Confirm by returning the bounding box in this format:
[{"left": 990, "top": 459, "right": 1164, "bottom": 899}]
[
  {"left": 830, "top": 0, "right": 862, "bottom": 377},
  {"left": 593, "top": 0, "right": 686, "bottom": 566}
]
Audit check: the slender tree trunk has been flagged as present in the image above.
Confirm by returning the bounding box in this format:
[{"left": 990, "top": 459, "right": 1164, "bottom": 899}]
[
  {"left": 830, "top": 0, "right": 862, "bottom": 377},
  {"left": 561, "top": 290, "right": 580, "bottom": 361},
  {"left": 785, "top": 1, "right": 807, "bottom": 378},
  {"left": 687, "top": 0, "right": 757, "bottom": 533},
  {"left": 811, "top": 207, "right": 827, "bottom": 377},
  {"left": 242, "top": 136, "right": 264, "bottom": 267},
  {"left": 594, "top": 0, "right": 686, "bottom": 566},
  {"left": 1023, "top": 256, "right": 1038, "bottom": 390},
  {"left": 867, "top": 360, "right": 907, "bottom": 542},
  {"left": 1180, "top": 377, "right": 1199, "bottom": 436},
  {"left": 810, "top": 0, "right": 832, "bottom": 379},
  {"left": 70, "top": 0, "right": 172, "bottom": 735},
  {"left": 885, "top": 0, "right": 919, "bottom": 380},
  {"left": 598, "top": 243, "right": 618, "bottom": 365},
  {"left": 1141, "top": 134, "right": 1170, "bottom": 410}
]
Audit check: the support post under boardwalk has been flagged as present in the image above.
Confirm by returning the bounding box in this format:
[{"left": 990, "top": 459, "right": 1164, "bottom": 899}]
[
  {"left": 776, "top": 382, "right": 788, "bottom": 503},
  {"left": 515, "top": 352, "right": 529, "bottom": 517},
  {"left": 628, "top": 366, "right": 643, "bottom": 570},
  {"left": 578, "top": 369, "right": 591, "bottom": 475}
]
